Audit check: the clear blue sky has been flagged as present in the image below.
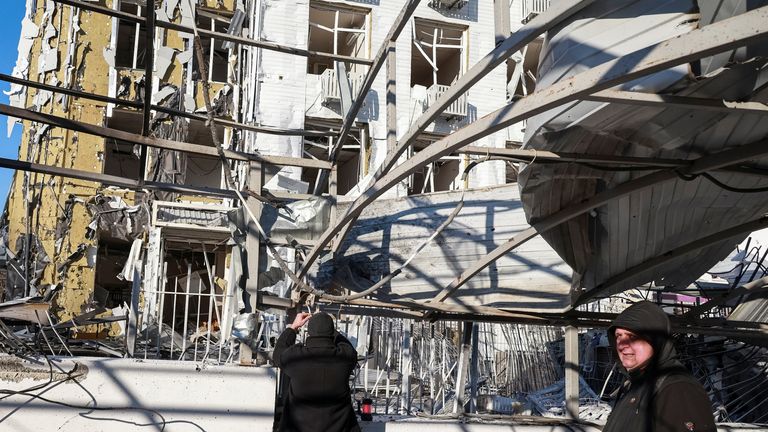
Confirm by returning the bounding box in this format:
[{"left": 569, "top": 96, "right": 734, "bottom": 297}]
[{"left": 0, "top": 2, "right": 27, "bottom": 212}]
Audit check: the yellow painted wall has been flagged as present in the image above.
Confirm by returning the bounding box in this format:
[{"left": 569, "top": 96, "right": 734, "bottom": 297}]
[
  {"left": 7, "top": 3, "right": 112, "bottom": 320},
  {"left": 6, "top": 0, "right": 237, "bottom": 328}
]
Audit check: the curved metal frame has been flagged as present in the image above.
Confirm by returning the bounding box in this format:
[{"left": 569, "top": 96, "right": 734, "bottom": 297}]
[{"left": 297, "top": 6, "right": 768, "bottom": 293}]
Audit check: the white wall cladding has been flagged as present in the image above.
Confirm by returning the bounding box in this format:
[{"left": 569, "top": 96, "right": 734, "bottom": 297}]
[{"left": 254, "top": 0, "right": 311, "bottom": 180}]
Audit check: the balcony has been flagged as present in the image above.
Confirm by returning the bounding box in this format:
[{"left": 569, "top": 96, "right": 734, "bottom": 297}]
[
  {"left": 320, "top": 69, "right": 365, "bottom": 104},
  {"left": 522, "top": 0, "right": 551, "bottom": 23},
  {"left": 428, "top": 0, "right": 468, "bottom": 10},
  {"left": 427, "top": 84, "right": 468, "bottom": 119}
]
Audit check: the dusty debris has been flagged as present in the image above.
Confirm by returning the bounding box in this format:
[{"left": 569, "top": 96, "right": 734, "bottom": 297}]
[
  {"left": 0, "top": 354, "right": 87, "bottom": 383},
  {"left": 86, "top": 195, "right": 149, "bottom": 242}
]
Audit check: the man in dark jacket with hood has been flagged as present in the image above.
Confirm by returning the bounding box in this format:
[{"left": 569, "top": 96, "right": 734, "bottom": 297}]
[
  {"left": 602, "top": 301, "right": 716, "bottom": 432},
  {"left": 273, "top": 312, "right": 361, "bottom": 432}
]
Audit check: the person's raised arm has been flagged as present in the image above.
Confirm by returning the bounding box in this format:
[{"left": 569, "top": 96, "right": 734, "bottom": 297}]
[{"left": 273, "top": 312, "right": 311, "bottom": 367}]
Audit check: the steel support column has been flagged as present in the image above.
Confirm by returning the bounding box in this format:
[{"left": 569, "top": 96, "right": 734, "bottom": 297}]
[
  {"left": 564, "top": 325, "right": 579, "bottom": 419},
  {"left": 494, "top": 0, "right": 511, "bottom": 46},
  {"left": 138, "top": 0, "right": 155, "bottom": 184},
  {"left": 453, "top": 321, "right": 472, "bottom": 414}
]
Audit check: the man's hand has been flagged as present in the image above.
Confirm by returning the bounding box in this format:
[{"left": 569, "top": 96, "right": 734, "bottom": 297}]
[{"left": 290, "top": 312, "right": 312, "bottom": 331}]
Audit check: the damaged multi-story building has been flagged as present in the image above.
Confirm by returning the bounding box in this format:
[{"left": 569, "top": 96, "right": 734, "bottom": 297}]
[
  {"left": 2, "top": 0, "right": 768, "bottom": 431},
  {"left": 2, "top": 0, "right": 523, "bottom": 335}
]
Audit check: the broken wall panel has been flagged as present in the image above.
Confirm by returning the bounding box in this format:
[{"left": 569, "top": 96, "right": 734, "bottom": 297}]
[
  {"left": 6, "top": 1, "right": 113, "bottom": 320},
  {"left": 94, "top": 239, "right": 134, "bottom": 308},
  {"left": 5, "top": 2, "right": 39, "bottom": 137}
]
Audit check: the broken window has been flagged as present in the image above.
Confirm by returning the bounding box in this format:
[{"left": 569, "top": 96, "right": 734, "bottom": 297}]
[
  {"left": 105, "top": 109, "right": 224, "bottom": 189},
  {"left": 95, "top": 239, "right": 134, "bottom": 309},
  {"left": 406, "top": 140, "right": 462, "bottom": 195},
  {"left": 151, "top": 245, "right": 229, "bottom": 361},
  {"left": 307, "top": 1, "right": 370, "bottom": 75},
  {"left": 135, "top": 202, "right": 235, "bottom": 361},
  {"left": 103, "top": 138, "right": 141, "bottom": 179},
  {"left": 194, "top": 13, "right": 229, "bottom": 83},
  {"left": 506, "top": 39, "right": 542, "bottom": 102},
  {"left": 182, "top": 120, "right": 225, "bottom": 190},
  {"left": 302, "top": 120, "right": 370, "bottom": 195},
  {"left": 411, "top": 18, "right": 467, "bottom": 117},
  {"left": 114, "top": 0, "right": 148, "bottom": 69},
  {"left": 411, "top": 19, "right": 466, "bottom": 87},
  {"left": 104, "top": 110, "right": 142, "bottom": 180}
]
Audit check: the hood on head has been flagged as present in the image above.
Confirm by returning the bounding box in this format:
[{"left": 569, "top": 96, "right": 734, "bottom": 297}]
[
  {"left": 608, "top": 301, "right": 678, "bottom": 372},
  {"left": 307, "top": 312, "right": 335, "bottom": 338}
]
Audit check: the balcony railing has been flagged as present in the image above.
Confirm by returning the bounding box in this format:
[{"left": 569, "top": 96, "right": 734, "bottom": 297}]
[
  {"left": 320, "top": 69, "right": 365, "bottom": 103},
  {"left": 428, "top": 0, "right": 468, "bottom": 10},
  {"left": 522, "top": 0, "right": 550, "bottom": 23},
  {"left": 427, "top": 84, "right": 468, "bottom": 118}
]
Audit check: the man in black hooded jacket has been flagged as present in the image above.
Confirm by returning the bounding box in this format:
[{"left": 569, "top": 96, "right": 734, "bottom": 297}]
[
  {"left": 273, "top": 312, "right": 361, "bottom": 432},
  {"left": 602, "top": 301, "right": 716, "bottom": 432}
]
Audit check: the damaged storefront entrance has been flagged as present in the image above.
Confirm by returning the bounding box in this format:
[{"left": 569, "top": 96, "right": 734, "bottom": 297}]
[{"left": 136, "top": 201, "right": 237, "bottom": 362}]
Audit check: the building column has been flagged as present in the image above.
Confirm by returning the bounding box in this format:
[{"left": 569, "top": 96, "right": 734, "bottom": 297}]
[{"left": 565, "top": 325, "right": 579, "bottom": 419}]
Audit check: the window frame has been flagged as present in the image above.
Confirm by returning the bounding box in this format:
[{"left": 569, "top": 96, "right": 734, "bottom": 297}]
[
  {"left": 195, "top": 12, "right": 230, "bottom": 84},
  {"left": 114, "top": 0, "right": 147, "bottom": 70},
  {"left": 307, "top": 1, "right": 371, "bottom": 74}
]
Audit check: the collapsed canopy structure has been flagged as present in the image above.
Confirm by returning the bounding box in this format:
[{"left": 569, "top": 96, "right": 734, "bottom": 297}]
[{"left": 0, "top": 0, "right": 767, "bottom": 369}]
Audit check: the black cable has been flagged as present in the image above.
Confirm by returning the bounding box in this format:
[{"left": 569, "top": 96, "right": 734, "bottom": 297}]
[
  {"left": 0, "top": 351, "right": 176, "bottom": 431},
  {"left": 676, "top": 170, "right": 768, "bottom": 193},
  {"left": 0, "top": 388, "right": 171, "bottom": 430},
  {"left": 582, "top": 163, "right": 668, "bottom": 172},
  {"left": 0, "top": 325, "right": 58, "bottom": 400},
  {"left": 675, "top": 170, "right": 698, "bottom": 181},
  {"left": 701, "top": 172, "right": 768, "bottom": 193},
  {"left": 0, "top": 337, "right": 205, "bottom": 431},
  {"left": 0, "top": 356, "right": 56, "bottom": 401}
]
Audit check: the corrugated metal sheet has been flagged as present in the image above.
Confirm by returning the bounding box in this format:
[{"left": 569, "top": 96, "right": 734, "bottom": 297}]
[
  {"left": 518, "top": 0, "right": 768, "bottom": 297},
  {"left": 312, "top": 184, "right": 574, "bottom": 313},
  {"left": 729, "top": 296, "right": 768, "bottom": 323},
  {"left": 156, "top": 207, "right": 229, "bottom": 228}
]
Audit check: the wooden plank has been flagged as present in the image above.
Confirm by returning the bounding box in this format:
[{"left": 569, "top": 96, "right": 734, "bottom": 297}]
[{"left": 0, "top": 301, "right": 50, "bottom": 324}]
